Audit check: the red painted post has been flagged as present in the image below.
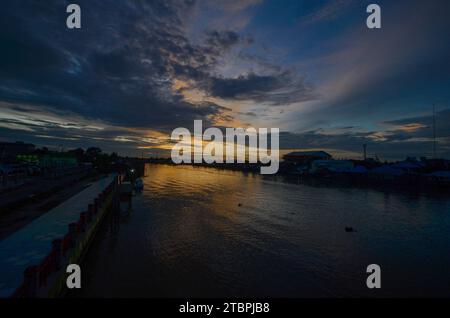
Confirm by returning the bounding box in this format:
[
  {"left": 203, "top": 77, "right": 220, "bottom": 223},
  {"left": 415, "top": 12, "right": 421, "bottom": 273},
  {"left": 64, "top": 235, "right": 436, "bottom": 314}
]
[
  {"left": 94, "top": 198, "right": 99, "bottom": 213},
  {"left": 87, "top": 204, "right": 94, "bottom": 222},
  {"left": 79, "top": 212, "right": 87, "bottom": 232},
  {"left": 62, "top": 233, "right": 72, "bottom": 255},
  {"left": 52, "top": 239, "right": 62, "bottom": 270},
  {"left": 68, "top": 222, "right": 77, "bottom": 244},
  {"left": 98, "top": 193, "right": 104, "bottom": 207},
  {"left": 23, "top": 265, "right": 39, "bottom": 297}
]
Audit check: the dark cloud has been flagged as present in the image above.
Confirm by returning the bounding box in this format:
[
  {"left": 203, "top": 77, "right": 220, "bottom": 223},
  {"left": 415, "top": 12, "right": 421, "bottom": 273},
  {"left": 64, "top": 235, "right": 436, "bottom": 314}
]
[
  {"left": 203, "top": 71, "right": 316, "bottom": 105},
  {"left": 0, "top": 0, "right": 241, "bottom": 133},
  {"left": 0, "top": 0, "right": 314, "bottom": 135},
  {"left": 205, "top": 0, "right": 263, "bottom": 12},
  {"left": 383, "top": 109, "right": 450, "bottom": 128},
  {"left": 2, "top": 0, "right": 448, "bottom": 160},
  {"left": 205, "top": 30, "right": 242, "bottom": 49},
  {"left": 381, "top": 109, "right": 450, "bottom": 143},
  {"left": 280, "top": 109, "right": 450, "bottom": 160}
]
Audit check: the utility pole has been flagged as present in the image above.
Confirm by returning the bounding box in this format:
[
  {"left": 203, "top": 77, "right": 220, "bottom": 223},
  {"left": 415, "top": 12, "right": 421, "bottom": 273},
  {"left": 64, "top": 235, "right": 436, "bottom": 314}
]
[
  {"left": 433, "top": 104, "right": 437, "bottom": 159},
  {"left": 363, "top": 144, "right": 367, "bottom": 161}
]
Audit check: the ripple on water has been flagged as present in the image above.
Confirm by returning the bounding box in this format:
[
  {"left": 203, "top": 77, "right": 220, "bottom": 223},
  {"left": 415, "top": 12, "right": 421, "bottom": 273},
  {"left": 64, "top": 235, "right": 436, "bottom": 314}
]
[{"left": 78, "top": 164, "right": 450, "bottom": 297}]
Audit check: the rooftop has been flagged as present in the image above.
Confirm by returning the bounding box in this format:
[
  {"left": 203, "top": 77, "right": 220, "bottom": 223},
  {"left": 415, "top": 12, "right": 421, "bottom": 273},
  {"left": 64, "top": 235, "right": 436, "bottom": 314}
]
[{"left": 284, "top": 151, "right": 332, "bottom": 158}]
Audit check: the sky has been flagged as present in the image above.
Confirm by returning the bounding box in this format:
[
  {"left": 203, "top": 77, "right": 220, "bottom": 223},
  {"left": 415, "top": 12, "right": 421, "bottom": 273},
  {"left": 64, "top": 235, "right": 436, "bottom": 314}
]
[{"left": 1, "top": 0, "right": 449, "bottom": 161}]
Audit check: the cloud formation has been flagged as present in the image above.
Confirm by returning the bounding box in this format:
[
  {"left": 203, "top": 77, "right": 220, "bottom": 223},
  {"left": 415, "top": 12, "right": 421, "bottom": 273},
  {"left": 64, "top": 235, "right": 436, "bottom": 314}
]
[
  {"left": 0, "top": 1, "right": 310, "bottom": 131},
  {"left": 203, "top": 71, "right": 315, "bottom": 105},
  {"left": 1, "top": 0, "right": 449, "bottom": 159},
  {"left": 300, "top": 0, "right": 357, "bottom": 26}
]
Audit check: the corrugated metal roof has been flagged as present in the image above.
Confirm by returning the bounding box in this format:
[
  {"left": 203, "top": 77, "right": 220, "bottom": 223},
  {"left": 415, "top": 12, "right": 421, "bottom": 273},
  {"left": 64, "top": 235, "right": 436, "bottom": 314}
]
[{"left": 284, "top": 151, "right": 331, "bottom": 158}]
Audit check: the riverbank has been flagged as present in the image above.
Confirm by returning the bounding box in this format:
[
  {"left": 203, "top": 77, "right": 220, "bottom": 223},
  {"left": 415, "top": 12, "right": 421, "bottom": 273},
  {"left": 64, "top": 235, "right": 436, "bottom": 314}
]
[
  {"left": 0, "top": 174, "right": 119, "bottom": 297},
  {"left": 0, "top": 173, "right": 105, "bottom": 241}
]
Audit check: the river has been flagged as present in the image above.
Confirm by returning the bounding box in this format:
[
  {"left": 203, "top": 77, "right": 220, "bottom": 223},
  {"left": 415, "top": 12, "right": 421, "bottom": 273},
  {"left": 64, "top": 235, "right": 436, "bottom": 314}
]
[{"left": 76, "top": 164, "right": 450, "bottom": 297}]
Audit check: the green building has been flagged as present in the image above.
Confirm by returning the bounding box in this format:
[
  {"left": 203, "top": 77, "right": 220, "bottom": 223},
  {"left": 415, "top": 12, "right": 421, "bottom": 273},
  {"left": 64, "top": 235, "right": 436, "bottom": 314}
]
[{"left": 39, "top": 154, "right": 78, "bottom": 169}]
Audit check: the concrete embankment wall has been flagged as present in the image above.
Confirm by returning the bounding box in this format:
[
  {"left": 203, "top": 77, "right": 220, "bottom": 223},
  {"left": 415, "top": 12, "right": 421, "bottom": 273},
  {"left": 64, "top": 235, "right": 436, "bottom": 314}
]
[{"left": 11, "top": 175, "right": 121, "bottom": 298}]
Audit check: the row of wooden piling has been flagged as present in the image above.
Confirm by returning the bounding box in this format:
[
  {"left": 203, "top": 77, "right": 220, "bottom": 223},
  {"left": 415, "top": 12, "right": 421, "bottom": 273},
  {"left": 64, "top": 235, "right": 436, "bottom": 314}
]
[{"left": 12, "top": 175, "right": 121, "bottom": 298}]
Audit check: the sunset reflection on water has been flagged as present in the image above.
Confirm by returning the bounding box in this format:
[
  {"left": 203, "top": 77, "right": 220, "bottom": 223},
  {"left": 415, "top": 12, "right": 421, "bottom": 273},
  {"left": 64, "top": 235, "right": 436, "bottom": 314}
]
[{"left": 77, "top": 164, "right": 450, "bottom": 298}]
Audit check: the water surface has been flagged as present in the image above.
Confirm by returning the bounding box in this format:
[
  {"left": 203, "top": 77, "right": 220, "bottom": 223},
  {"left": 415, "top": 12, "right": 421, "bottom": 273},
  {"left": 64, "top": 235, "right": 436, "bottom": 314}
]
[{"left": 77, "top": 164, "right": 450, "bottom": 297}]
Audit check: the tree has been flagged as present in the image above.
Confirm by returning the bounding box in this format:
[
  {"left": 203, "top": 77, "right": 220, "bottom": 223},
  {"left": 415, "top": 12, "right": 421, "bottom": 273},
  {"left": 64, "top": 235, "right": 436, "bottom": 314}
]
[
  {"left": 34, "top": 147, "right": 49, "bottom": 155},
  {"left": 110, "top": 152, "right": 119, "bottom": 162},
  {"left": 68, "top": 148, "right": 85, "bottom": 161},
  {"left": 86, "top": 147, "right": 102, "bottom": 158}
]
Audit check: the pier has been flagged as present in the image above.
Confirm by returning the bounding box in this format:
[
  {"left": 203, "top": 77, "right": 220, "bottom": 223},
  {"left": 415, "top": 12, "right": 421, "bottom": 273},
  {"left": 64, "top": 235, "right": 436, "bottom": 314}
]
[{"left": 0, "top": 174, "right": 121, "bottom": 298}]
